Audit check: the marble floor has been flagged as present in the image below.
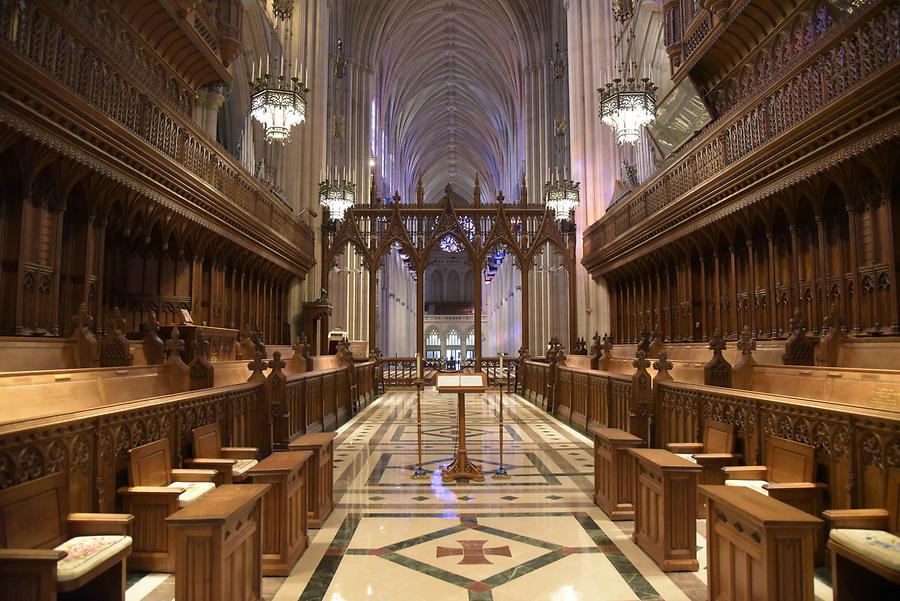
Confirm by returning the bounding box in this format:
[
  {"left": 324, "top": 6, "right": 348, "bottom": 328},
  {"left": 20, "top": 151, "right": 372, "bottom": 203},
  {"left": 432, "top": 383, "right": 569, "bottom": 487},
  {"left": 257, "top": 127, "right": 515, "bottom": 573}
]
[{"left": 125, "top": 390, "right": 835, "bottom": 601}]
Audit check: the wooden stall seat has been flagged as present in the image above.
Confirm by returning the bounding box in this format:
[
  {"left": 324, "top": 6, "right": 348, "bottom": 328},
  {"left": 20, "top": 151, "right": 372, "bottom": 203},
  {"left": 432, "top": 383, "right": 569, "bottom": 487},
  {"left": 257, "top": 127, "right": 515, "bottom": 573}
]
[
  {"left": 824, "top": 468, "right": 900, "bottom": 600},
  {"left": 287, "top": 432, "right": 335, "bottom": 528},
  {"left": 0, "top": 472, "right": 133, "bottom": 601},
  {"left": 186, "top": 422, "right": 259, "bottom": 484},
  {"left": 667, "top": 420, "right": 741, "bottom": 516},
  {"left": 119, "top": 438, "right": 217, "bottom": 572},
  {"left": 722, "top": 436, "right": 825, "bottom": 514}
]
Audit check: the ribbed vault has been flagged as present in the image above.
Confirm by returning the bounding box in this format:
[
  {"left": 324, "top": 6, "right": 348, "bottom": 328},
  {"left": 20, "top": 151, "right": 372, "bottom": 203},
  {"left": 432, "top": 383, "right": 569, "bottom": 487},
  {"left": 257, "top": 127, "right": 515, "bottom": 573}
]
[{"left": 342, "top": 0, "right": 553, "bottom": 201}]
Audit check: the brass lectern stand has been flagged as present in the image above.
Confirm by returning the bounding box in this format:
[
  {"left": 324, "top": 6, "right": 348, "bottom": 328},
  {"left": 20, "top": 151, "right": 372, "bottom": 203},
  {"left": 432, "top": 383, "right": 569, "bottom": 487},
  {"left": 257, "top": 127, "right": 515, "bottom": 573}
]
[{"left": 435, "top": 372, "right": 488, "bottom": 482}]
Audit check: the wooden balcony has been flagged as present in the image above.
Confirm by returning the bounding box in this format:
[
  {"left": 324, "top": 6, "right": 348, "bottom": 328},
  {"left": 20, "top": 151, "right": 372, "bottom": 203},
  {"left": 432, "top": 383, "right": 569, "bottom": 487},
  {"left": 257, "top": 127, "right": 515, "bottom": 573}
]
[
  {"left": 583, "top": 2, "right": 900, "bottom": 277},
  {"left": 0, "top": 0, "right": 315, "bottom": 275}
]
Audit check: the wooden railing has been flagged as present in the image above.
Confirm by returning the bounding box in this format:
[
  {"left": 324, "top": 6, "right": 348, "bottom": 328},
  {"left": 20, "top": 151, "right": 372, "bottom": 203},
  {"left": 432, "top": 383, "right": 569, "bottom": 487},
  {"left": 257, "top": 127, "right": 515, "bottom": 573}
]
[
  {"left": 653, "top": 379, "right": 900, "bottom": 511},
  {"left": 380, "top": 358, "right": 418, "bottom": 387},
  {"left": 480, "top": 357, "right": 518, "bottom": 392},
  {"left": 520, "top": 338, "right": 900, "bottom": 514},
  {"left": 0, "top": 0, "right": 315, "bottom": 264},
  {"left": 584, "top": 2, "right": 900, "bottom": 270},
  {"left": 0, "top": 358, "right": 378, "bottom": 515}
]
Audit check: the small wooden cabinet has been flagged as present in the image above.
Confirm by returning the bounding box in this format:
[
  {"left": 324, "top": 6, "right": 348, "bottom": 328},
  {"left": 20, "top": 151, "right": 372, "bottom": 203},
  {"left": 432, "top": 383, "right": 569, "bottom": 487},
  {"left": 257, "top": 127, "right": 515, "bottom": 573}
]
[
  {"left": 165, "top": 484, "right": 269, "bottom": 601},
  {"left": 288, "top": 432, "right": 336, "bottom": 528},
  {"left": 628, "top": 448, "right": 702, "bottom": 572},
  {"left": 249, "top": 450, "right": 313, "bottom": 576},
  {"left": 703, "top": 485, "right": 822, "bottom": 601},
  {"left": 590, "top": 426, "right": 643, "bottom": 520}
]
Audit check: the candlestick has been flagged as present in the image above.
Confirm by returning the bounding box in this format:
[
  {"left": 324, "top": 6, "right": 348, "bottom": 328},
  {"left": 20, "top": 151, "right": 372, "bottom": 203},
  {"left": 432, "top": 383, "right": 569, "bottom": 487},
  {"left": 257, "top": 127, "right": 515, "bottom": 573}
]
[{"left": 416, "top": 352, "right": 422, "bottom": 380}]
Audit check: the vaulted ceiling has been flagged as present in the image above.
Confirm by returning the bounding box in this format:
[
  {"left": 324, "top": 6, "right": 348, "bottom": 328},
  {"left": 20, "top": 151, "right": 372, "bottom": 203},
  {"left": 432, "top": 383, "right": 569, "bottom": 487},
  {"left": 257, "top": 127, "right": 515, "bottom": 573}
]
[{"left": 340, "top": 0, "right": 557, "bottom": 201}]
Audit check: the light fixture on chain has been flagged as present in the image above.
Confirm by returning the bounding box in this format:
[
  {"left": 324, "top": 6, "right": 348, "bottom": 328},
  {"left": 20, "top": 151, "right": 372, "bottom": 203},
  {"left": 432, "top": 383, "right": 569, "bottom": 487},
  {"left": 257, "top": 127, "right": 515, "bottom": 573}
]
[
  {"left": 320, "top": 39, "right": 355, "bottom": 222},
  {"left": 611, "top": 0, "right": 634, "bottom": 22},
  {"left": 544, "top": 167, "right": 581, "bottom": 222},
  {"left": 598, "top": 12, "right": 658, "bottom": 146},
  {"left": 249, "top": 0, "right": 309, "bottom": 143},
  {"left": 599, "top": 73, "right": 657, "bottom": 145},
  {"left": 319, "top": 167, "right": 356, "bottom": 222},
  {"left": 544, "top": 42, "right": 580, "bottom": 223}
]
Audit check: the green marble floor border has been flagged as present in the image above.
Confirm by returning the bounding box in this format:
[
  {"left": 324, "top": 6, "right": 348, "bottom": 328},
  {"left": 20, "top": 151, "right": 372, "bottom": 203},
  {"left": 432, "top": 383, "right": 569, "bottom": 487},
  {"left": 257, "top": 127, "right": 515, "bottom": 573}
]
[{"left": 297, "top": 511, "right": 663, "bottom": 601}]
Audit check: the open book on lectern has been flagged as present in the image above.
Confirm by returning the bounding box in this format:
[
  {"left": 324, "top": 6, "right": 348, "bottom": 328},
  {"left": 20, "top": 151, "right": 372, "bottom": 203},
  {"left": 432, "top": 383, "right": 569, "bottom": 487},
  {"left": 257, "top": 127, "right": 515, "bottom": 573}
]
[{"left": 434, "top": 373, "right": 488, "bottom": 392}]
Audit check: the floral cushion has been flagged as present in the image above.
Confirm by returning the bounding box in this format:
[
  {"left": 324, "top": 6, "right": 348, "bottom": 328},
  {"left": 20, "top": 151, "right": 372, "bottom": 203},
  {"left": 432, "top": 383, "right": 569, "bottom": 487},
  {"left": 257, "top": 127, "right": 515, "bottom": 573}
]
[
  {"left": 55, "top": 535, "right": 132, "bottom": 583},
  {"left": 676, "top": 453, "right": 698, "bottom": 464},
  {"left": 725, "top": 479, "right": 769, "bottom": 497},
  {"left": 168, "top": 481, "right": 215, "bottom": 507},
  {"left": 830, "top": 529, "right": 900, "bottom": 573},
  {"left": 233, "top": 459, "right": 258, "bottom": 476}
]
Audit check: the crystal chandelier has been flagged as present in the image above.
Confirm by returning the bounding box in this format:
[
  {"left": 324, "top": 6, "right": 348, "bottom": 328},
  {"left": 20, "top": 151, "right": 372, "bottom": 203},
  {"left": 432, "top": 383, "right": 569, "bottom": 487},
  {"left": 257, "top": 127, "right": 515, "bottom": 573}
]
[
  {"left": 249, "top": 0, "right": 308, "bottom": 143},
  {"left": 544, "top": 167, "right": 581, "bottom": 222},
  {"left": 599, "top": 75, "right": 657, "bottom": 145},
  {"left": 319, "top": 167, "right": 356, "bottom": 221}
]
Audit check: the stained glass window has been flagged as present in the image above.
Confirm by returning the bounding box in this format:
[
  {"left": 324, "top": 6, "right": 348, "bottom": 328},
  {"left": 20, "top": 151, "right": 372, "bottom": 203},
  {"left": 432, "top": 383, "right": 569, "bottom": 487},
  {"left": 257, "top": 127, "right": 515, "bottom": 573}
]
[{"left": 439, "top": 216, "right": 475, "bottom": 253}]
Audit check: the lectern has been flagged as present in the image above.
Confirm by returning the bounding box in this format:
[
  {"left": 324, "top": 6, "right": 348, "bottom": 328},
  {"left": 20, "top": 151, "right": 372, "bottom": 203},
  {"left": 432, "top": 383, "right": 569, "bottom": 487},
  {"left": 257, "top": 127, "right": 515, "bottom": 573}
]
[{"left": 435, "top": 372, "right": 488, "bottom": 482}]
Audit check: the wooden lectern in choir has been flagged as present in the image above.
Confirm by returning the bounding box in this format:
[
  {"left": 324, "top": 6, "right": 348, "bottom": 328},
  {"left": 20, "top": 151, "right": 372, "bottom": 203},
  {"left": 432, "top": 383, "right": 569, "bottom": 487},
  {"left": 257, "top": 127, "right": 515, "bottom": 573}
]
[{"left": 435, "top": 372, "right": 488, "bottom": 482}]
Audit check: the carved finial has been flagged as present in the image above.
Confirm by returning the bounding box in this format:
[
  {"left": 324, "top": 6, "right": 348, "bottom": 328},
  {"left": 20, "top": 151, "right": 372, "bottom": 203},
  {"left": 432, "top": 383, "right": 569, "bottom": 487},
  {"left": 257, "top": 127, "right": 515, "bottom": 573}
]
[
  {"left": 165, "top": 326, "right": 186, "bottom": 357},
  {"left": 143, "top": 311, "right": 160, "bottom": 332},
  {"left": 497, "top": 190, "right": 505, "bottom": 204},
  {"left": 247, "top": 352, "right": 267, "bottom": 379},
  {"left": 72, "top": 303, "right": 94, "bottom": 330},
  {"left": 194, "top": 328, "right": 210, "bottom": 359},
  {"left": 737, "top": 325, "right": 756, "bottom": 356},
  {"left": 268, "top": 350, "right": 286, "bottom": 373},
  {"left": 590, "top": 332, "right": 602, "bottom": 357},
  {"left": 445, "top": 183, "right": 453, "bottom": 195},
  {"left": 251, "top": 327, "right": 265, "bottom": 353},
  {"left": 107, "top": 306, "right": 126, "bottom": 335},
  {"left": 652, "top": 351, "right": 673, "bottom": 375},
  {"left": 637, "top": 327, "right": 651, "bottom": 353},
  {"left": 602, "top": 333, "right": 612, "bottom": 352},
  {"left": 633, "top": 349, "right": 650, "bottom": 370},
  {"left": 709, "top": 329, "right": 726, "bottom": 354}
]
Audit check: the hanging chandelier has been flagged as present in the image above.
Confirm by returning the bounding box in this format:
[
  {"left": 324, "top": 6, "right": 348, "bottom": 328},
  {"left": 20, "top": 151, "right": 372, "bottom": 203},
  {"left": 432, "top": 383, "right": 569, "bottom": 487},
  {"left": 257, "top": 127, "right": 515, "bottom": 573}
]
[
  {"left": 544, "top": 168, "right": 581, "bottom": 222},
  {"left": 611, "top": 0, "right": 634, "bottom": 22},
  {"left": 249, "top": 0, "right": 308, "bottom": 143},
  {"left": 319, "top": 167, "right": 356, "bottom": 221},
  {"left": 599, "top": 75, "right": 657, "bottom": 145}
]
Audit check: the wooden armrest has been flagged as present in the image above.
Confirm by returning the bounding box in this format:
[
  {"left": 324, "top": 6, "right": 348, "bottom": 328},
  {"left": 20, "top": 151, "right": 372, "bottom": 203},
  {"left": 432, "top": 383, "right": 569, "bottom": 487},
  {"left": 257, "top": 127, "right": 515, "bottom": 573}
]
[
  {"left": 185, "top": 458, "right": 236, "bottom": 469},
  {"left": 67, "top": 513, "right": 134, "bottom": 536},
  {"left": 118, "top": 486, "right": 182, "bottom": 497},
  {"left": 170, "top": 468, "right": 218, "bottom": 482},
  {"left": 666, "top": 442, "right": 704, "bottom": 453},
  {"left": 763, "top": 482, "right": 827, "bottom": 492},
  {"left": 823, "top": 509, "right": 890, "bottom": 530},
  {"left": 0, "top": 549, "right": 66, "bottom": 562},
  {"left": 722, "top": 465, "right": 767, "bottom": 480},
  {"left": 692, "top": 453, "right": 741, "bottom": 466},
  {"left": 221, "top": 447, "right": 259, "bottom": 460}
]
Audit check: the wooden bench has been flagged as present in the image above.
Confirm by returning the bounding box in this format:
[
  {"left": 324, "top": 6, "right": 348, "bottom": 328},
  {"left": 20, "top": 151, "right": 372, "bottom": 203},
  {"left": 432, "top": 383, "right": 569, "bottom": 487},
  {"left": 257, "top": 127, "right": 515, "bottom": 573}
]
[
  {"left": 165, "top": 484, "right": 269, "bottom": 601},
  {"left": 248, "top": 450, "right": 313, "bottom": 576},
  {"left": 0, "top": 365, "right": 176, "bottom": 424},
  {"left": 589, "top": 426, "right": 643, "bottom": 520},
  {"left": 0, "top": 471, "right": 133, "bottom": 600},
  {"left": 119, "top": 438, "right": 218, "bottom": 572},
  {"left": 287, "top": 432, "right": 336, "bottom": 528},
  {"left": 824, "top": 467, "right": 900, "bottom": 601},
  {"left": 703, "top": 485, "right": 822, "bottom": 601},
  {"left": 628, "top": 448, "right": 702, "bottom": 571},
  {"left": 185, "top": 422, "right": 259, "bottom": 484},
  {"left": 666, "top": 420, "right": 741, "bottom": 516}
]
